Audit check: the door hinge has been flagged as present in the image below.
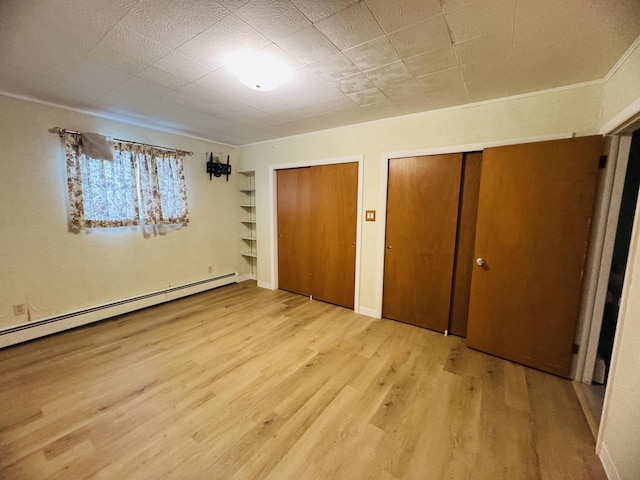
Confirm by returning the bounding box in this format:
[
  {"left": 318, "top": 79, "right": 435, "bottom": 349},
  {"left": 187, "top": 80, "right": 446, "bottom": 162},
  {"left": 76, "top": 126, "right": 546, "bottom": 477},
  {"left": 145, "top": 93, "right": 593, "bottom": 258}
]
[
  {"left": 599, "top": 156, "right": 608, "bottom": 169},
  {"left": 572, "top": 343, "right": 579, "bottom": 355}
]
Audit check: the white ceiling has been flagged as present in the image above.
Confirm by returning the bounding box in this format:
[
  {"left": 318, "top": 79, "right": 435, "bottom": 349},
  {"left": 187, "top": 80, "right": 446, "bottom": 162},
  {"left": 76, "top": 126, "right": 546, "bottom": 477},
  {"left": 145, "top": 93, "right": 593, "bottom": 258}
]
[{"left": 1, "top": 0, "right": 639, "bottom": 146}]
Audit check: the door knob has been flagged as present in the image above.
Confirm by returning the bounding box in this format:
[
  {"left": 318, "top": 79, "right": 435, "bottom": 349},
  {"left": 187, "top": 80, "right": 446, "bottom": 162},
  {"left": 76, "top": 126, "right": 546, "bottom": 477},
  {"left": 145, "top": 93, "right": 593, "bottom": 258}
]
[
  {"left": 387, "top": 245, "right": 392, "bottom": 249},
  {"left": 475, "top": 257, "right": 485, "bottom": 266}
]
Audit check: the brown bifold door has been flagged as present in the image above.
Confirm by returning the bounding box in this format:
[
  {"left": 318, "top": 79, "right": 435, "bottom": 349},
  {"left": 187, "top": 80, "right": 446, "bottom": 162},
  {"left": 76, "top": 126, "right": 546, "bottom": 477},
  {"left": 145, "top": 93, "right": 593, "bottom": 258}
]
[
  {"left": 467, "top": 136, "right": 603, "bottom": 377},
  {"left": 277, "top": 167, "right": 313, "bottom": 296},
  {"left": 311, "top": 163, "right": 358, "bottom": 309},
  {"left": 383, "top": 154, "right": 463, "bottom": 332},
  {"left": 277, "top": 163, "right": 358, "bottom": 309}
]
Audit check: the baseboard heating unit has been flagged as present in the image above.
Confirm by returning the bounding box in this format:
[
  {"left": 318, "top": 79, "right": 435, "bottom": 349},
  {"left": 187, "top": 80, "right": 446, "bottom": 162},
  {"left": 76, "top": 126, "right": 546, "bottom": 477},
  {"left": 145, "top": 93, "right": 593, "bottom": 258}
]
[{"left": 0, "top": 272, "right": 237, "bottom": 349}]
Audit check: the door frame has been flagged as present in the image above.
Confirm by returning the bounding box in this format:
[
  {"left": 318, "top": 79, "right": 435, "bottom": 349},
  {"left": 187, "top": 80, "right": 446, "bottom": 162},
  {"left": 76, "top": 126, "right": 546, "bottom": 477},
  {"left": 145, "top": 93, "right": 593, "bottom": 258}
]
[{"left": 268, "top": 156, "right": 364, "bottom": 313}]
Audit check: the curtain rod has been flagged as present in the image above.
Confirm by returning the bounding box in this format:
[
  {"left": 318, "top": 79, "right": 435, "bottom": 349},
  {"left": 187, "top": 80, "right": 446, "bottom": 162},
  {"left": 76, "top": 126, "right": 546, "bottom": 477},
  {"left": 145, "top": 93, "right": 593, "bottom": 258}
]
[{"left": 51, "top": 127, "right": 193, "bottom": 156}]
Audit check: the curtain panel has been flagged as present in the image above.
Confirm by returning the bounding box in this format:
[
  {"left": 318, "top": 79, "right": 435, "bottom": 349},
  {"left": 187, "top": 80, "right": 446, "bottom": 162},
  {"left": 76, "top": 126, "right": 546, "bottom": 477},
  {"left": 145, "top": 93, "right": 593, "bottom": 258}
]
[{"left": 64, "top": 134, "right": 189, "bottom": 229}]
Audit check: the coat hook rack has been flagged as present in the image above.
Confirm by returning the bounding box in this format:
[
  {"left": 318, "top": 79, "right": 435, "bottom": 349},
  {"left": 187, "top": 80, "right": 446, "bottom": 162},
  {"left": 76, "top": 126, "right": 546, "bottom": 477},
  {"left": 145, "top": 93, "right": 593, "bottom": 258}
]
[{"left": 206, "top": 153, "right": 231, "bottom": 181}]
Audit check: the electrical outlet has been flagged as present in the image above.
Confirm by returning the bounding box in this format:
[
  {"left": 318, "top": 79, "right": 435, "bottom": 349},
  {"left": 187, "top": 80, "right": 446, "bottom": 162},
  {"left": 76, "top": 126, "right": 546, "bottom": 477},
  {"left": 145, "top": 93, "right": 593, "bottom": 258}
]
[{"left": 13, "top": 304, "right": 26, "bottom": 316}]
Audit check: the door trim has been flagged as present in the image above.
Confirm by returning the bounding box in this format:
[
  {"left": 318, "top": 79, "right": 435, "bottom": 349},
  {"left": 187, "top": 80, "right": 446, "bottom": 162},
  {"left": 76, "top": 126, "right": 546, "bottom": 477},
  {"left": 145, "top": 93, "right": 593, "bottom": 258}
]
[
  {"left": 268, "top": 156, "right": 364, "bottom": 313},
  {"left": 374, "top": 133, "right": 574, "bottom": 320}
]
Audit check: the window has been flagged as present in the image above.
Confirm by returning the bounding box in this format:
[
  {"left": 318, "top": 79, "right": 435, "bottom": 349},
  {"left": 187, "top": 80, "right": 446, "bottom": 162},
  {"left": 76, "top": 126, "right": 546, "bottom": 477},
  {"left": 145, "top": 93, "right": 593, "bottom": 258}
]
[{"left": 64, "top": 133, "right": 189, "bottom": 229}]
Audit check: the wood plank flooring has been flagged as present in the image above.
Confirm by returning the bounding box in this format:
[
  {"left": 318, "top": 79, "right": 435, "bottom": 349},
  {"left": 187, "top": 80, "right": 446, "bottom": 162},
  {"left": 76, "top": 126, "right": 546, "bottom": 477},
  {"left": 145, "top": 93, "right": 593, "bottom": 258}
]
[{"left": 0, "top": 281, "right": 605, "bottom": 479}]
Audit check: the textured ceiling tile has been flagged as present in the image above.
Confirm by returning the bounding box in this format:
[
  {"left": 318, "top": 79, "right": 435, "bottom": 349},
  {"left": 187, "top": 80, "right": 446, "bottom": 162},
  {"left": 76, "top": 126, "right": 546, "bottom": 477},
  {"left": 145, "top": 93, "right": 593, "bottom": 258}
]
[
  {"left": 365, "top": 0, "right": 443, "bottom": 33},
  {"left": 119, "top": 0, "right": 230, "bottom": 49},
  {"left": 347, "top": 87, "right": 388, "bottom": 106},
  {"left": 236, "top": 0, "right": 311, "bottom": 40},
  {"left": 290, "top": 0, "right": 359, "bottom": 22},
  {"left": 315, "top": 3, "right": 385, "bottom": 50},
  {"left": 388, "top": 14, "right": 452, "bottom": 59},
  {"left": 461, "top": 60, "right": 512, "bottom": 102},
  {"left": 275, "top": 26, "right": 341, "bottom": 65},
  {"left": 177, "top": 15, "right": 271, "bottom": 70},
  {"left": 137, "top": 67, "right": 192, "bottom": 90},
  {"left": 454, "top": 28, "right": 513, "bottom": 66},
  {"left": 87, "top": 26, "right": 172, "bottom": 75},
  {"left": 363, "top": 61, "right": 413, "bottom": 90},
  {"left": 416, "top": 67, "right": 467, "bottom": 100},
  {"left": 259, "top": 44, "right": 303, "bottom": 69},
  {"left": 219, "top": 0, "right": 251, "bottom": 11},
  {"left": 444, "top": 0, "right": 517, "bottom": 43},
  {"left": 62, "top": 60, "right": 131, "bottom": 96},
  {"left": 334, "top": 73, "right": 375, "bottom": 94},
  {"left": 307, "top": 53, "right": 359, "bottom": 81},
  {"left": 154, "top": 52, "right": 214, "bottom": 81},
  {"left": 343, "top": 37, "right": 401, "bottom": 71},
  {"left": 404, "top": 45, "right": 458, "bottom": 77},
  {"left": 379, "top": 78, "right": 427, "bottom": 101},
  {"left": 509, "top": 45, "right": 569, "bottom": 94},
  {"left": 107, "top": 77, "right": 174, "bottom": 103},
  {"left": 588, "top": 0, "right": 640, "bottom": 45}
]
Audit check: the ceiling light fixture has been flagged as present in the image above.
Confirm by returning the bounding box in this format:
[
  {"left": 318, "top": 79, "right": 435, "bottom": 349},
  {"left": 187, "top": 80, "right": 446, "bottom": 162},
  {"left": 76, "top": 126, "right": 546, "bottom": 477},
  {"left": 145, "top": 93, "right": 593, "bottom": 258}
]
[{"left": 225, "top": 51, "right": 293, "bottom": 92}]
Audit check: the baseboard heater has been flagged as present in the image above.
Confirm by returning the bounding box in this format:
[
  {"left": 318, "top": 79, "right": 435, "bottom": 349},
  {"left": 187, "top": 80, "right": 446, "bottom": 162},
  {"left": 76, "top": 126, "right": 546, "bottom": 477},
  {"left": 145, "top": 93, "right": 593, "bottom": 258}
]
[{"left": 0, "top": 272, "right": 237, "bottom": 349}]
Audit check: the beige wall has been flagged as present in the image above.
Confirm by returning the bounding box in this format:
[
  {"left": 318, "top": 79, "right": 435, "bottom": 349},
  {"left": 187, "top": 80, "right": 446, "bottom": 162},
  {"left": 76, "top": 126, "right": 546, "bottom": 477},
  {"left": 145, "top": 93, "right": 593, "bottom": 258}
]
[
  {"left": 240, "top": 83, "right": 603, "bottom": 312},
  {"left": 597, "top": 40, "right": 640, "bottom": 480},
  {"left": 601, "top": 40, "right": 640, "bottom": 130},
  {"left": 0, "top": 94, "right": 245, "bottom": 331}
]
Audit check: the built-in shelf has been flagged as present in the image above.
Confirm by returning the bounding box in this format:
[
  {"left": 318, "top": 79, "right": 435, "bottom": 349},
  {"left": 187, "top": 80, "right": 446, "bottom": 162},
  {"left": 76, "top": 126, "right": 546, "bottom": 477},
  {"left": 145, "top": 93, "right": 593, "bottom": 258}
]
[{"left": 239, "top": 170, "right": 257, "bottom": 279}]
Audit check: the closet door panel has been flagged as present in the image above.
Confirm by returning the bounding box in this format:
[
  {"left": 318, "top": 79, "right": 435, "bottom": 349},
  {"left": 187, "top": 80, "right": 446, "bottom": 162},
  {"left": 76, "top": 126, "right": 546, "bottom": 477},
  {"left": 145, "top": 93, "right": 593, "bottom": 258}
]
[
  {"left": 449, "top": 152, "right": 483, "bottom": 337},
  {"left": 467, "top": 136, "right": 602, "bottom": 377},
  {"left": 277, "top": 168, "right": 312, "bottom": 296},
  {"left": 310, "top": 163, "right": 358, "bottom": 308},
  {"left": 383, "top": 154, "right": 463, "bottom": 331}
]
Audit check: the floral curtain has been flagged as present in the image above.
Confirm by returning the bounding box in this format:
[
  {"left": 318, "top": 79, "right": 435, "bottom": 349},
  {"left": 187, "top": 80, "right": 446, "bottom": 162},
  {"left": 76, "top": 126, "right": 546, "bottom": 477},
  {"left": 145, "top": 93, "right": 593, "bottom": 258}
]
[
  {"left": 64, "top": 135, "right": 189, "bottom": 229},
  {"left": 64, "top": 133, "right": 139, "bottom": 229},
  {"left": 137, "top": 148, "right": 189, "bottom": 225}
]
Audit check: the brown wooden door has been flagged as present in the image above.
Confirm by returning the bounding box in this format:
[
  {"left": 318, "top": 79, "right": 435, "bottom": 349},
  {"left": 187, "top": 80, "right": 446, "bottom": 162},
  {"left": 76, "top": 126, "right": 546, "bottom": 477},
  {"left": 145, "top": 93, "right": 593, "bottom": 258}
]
[
  {"left": 449, "top": 152, "right": 483, "bottom": 337},
  {"left": 466, "top": 136, "right": 602, "bottom": 377},
  {"left": 277, "top": 167, "right": 312, "bottom": 296},
  {"left": 311, "top": 163, "right": 358, "bottom": 308},
  {"left": 383, "top": 154, "right": 463, "bottom": 331}
]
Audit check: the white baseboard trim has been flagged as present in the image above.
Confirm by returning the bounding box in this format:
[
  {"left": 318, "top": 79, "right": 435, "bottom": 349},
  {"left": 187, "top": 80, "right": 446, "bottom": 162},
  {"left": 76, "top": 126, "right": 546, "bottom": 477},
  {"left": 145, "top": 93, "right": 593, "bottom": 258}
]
[
  {"left": 0, "top": 272, "right": 237, "bottom": 349},
  {"left": 257, "top": 280, "right": 274, "bottom": 290},
  {"left": 358, "top": 306, "right": 379, "bottom": 318},
  {"left": 237, "top": 273, "right": 256, "bottom": 283},
  {"left": 599, "top": 442, "right": 620, "bottom": 480}
]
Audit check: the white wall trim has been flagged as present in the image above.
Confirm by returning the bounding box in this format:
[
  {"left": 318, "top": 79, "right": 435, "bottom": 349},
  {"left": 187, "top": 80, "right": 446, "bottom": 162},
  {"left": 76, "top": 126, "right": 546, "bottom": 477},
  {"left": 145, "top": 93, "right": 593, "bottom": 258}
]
[
  {"left": 604, "top": 35, "right": 640, "bottom": 83},
  {"left": 237, "top": 273, "right": 256, "bottom": 283},
  {"left": 241, "top": 82, "right": 601, "bottom": 148},
  {"left": 358, "top": 306, "right": 378, "bottom": 318},
  {"left": 0, "top": 92, "right": 238, "bottom": 148},
  {"left": 267, "top": 155, "right": 364, "bottom": 311},
  {"left": 600, "top": 97, "right": 640, "bottom": 135},
  {"left": 598, "top": 442, "right": 621, "bottom": 480},
  {"left": 373, "top": 132, "right": 576, "bottom": 319},
  {"left": 0, "top": 273, "right": 237, "bottom": 348}
]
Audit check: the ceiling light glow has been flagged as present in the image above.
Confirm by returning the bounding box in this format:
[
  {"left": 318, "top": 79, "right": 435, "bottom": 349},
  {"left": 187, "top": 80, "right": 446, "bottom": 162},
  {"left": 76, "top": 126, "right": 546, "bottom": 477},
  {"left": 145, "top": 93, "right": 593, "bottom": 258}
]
[{"left": 225, "top": 51, "right": 293, "bottom": 91}]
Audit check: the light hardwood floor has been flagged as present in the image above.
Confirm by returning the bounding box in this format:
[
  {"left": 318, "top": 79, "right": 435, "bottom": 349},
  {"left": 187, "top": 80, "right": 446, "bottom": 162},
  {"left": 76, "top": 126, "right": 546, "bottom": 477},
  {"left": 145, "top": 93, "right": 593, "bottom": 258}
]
[{"left": 0, "top": 281, "right": 605, "bottom": 479}]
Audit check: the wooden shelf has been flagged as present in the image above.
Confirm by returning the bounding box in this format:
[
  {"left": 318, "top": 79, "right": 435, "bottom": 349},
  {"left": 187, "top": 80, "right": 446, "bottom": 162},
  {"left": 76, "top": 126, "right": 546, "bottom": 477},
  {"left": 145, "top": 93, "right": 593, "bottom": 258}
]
[
  {"left": 242, "top": 252, "right": 257, "bottom": 258},
  {"left": 240, "top": 204, "right": 256, "bottom": 208},
  {"left": 242, "top": 236, "right": 257, "bottom": 241},
  {"left": 240, "top": 188, "right": 255, "bottom": 193},
  {"left": 241, "top": 220, "right": 256, "bottom": 224}
]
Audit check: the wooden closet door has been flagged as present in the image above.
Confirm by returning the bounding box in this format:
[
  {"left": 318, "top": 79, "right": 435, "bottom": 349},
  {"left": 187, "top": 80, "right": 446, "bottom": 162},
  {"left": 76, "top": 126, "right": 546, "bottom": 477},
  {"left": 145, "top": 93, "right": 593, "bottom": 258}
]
[
  {"left": 449, "top": 152, "right": 483, "bottom": 337},
  {"left": 277, "top": 168, "right": 312, "bottom": 296},
  {"left": 310, "top": 163, "right": 358, "bottom": 309},
  {"left": 383, "top": 154, "right": 463, "bottom": 331},
  {"left": 467, "top": 136, "right": 602, "bottom": 377}
]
